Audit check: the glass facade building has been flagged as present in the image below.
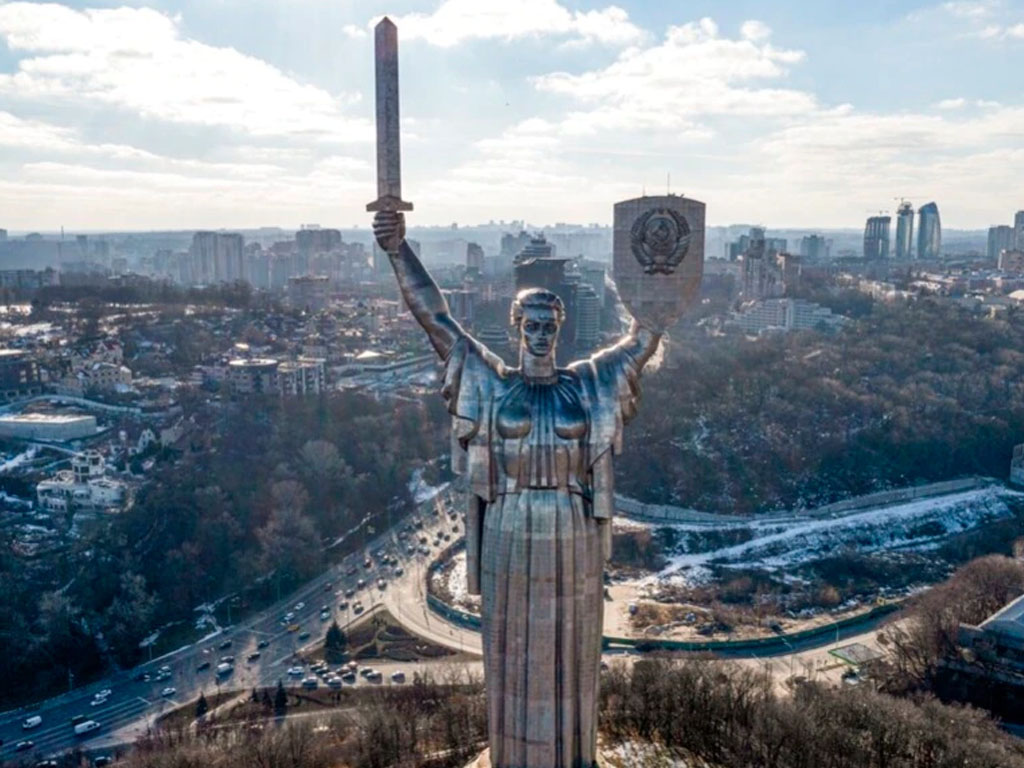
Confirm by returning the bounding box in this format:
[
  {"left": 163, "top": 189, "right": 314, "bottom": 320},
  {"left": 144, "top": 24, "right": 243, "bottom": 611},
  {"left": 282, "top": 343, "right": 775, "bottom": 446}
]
[
  {"left": 863, "top": 215, "right": 891, "bottom": 260},
  {"left": 895, "top": 201, "right": 914, "bottom": 260},
  {"left": 917, "top": 202, "right": 941, "bottom": 260}
]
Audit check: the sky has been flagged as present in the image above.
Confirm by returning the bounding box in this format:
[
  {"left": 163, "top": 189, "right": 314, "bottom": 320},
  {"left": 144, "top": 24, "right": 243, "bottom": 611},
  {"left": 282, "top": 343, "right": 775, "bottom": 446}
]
[{"left": 0, "top": 0, "right": 1022, "bottom": 231}]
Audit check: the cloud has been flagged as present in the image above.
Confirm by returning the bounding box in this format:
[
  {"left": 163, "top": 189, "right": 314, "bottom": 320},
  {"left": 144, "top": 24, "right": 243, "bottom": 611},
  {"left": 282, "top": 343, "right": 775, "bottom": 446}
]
[
  {"left": 385, "top": 0, "right": 644, "bottom": 48},
  {"left": 935, "top": 97, "right": 967, "bottom": 109},
  {"left": 532, "top": 19, "right": 813, "bottom": 124},
  {"left": 0, "top": 2, "right": 370, "bottom": 141},
  {"left": 941, "top": 1, "right": 996, "bottom": 19},
  {"left": 342, "top": 24, "right": 367, "bottom": 39}
]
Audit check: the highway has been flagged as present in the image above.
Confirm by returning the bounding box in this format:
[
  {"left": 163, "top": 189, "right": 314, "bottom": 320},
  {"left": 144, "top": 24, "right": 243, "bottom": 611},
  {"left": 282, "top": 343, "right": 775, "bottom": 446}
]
[{"left": 0, "top": 490, "right": 465, "bottom": 764}]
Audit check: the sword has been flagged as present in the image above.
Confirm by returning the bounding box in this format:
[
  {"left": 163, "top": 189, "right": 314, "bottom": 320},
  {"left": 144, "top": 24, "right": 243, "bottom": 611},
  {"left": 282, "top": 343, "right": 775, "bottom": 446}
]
[{"left": 366, "top": 17, "right": 413, "bottom": 216}]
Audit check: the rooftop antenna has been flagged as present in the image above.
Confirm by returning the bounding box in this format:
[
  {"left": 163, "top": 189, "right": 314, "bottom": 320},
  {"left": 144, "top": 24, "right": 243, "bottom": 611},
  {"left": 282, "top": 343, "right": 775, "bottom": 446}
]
[{"left": 666, "top": 172, "right": 670, "bottom": 195}]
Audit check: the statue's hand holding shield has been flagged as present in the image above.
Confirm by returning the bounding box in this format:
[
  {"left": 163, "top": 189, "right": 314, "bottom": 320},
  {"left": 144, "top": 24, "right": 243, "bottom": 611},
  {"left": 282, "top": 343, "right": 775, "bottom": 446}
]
[{"left": 613, "top": 196, "right": 705, "bottom": 332}]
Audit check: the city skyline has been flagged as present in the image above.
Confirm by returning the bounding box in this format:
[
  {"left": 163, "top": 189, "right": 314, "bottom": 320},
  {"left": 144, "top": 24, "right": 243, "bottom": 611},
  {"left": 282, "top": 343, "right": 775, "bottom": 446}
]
[{"left": 0, "top": 0, "right": 1023, "bottom": 230}]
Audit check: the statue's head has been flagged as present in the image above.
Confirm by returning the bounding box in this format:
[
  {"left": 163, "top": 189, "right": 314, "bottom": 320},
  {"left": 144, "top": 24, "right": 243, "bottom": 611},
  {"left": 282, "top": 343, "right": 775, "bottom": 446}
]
[{"left": 511, "top": 288, "right": 564, "bottom": 359}]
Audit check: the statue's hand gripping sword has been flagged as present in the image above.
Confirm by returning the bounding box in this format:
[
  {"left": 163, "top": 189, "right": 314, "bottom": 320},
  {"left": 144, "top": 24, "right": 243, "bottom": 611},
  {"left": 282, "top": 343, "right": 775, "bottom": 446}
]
[{"left": 366, "top": 17, "right": 413, "bottom": 236}]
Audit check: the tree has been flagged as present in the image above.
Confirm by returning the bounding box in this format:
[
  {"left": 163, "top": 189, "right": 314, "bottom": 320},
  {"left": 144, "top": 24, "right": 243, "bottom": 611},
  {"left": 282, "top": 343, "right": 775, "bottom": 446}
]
[
  {"left": 195, "top": 692, "right": 209, "bottom": 719},
  {"left": 274, "top": 680, "right": 288, "bottom": 717},
  {"left": 324, "top": 621, "right": 347, "bottom": 663}
]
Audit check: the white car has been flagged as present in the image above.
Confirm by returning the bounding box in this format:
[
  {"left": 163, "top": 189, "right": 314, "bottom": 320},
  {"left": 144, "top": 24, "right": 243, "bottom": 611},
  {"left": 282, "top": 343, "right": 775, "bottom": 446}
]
[
  {"left": 287, "top": 666, "right": 304, "bottom": 676},
  {"left": 161, "top": 687, "right": 176, "bottom": 697},
  {"left": 377, "top": 578, "right": 387, "bottom": 590},
  {"left": 294, "top": 602, "right": 305, "bottom": 611},
  {"left": 319, "top": 609, "right": 331, "bottom": 621},
  {"left": 90, "top": 695, "right": 108, "bottom": 707},
  {"left": 98, "top": 688, "right": 113, "bottom": 697}
]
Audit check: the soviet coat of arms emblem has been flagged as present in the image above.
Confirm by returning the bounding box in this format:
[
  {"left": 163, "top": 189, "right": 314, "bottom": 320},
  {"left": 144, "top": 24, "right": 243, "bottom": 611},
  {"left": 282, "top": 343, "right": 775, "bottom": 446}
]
[{"left": 629, "top": 207, "right": 692, "bottom": 275}]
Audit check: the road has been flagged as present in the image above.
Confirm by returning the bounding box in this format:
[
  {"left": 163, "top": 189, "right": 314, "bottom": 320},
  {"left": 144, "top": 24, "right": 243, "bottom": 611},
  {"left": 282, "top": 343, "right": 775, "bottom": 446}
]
[{"left": 0, "top": 490, "right": 465, "bottom": 764}]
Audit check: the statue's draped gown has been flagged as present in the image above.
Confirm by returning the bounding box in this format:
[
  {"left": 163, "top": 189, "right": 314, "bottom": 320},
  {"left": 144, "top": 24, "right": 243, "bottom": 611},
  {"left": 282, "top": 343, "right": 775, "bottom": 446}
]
[{"left": 442, "top": 334, "right": 645, "bottom": 768}]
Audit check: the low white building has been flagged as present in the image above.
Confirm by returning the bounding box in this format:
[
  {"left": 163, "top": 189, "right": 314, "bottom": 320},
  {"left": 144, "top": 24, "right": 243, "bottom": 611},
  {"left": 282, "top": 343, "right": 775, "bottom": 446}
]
[
  {"left": 0, "top": 413, "right": 97, "bottom": 441},
  {"left": 36, "top": 450, "right": 127, "bottom": 514},
  {"left": 730, "top": 298, "right": 847, "bottom": 335}
]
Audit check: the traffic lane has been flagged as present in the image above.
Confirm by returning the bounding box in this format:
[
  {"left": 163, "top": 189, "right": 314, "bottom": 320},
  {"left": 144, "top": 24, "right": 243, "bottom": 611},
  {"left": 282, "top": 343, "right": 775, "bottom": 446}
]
[{"left": 0, "top": 504, "right": 453, "bottom": 754}]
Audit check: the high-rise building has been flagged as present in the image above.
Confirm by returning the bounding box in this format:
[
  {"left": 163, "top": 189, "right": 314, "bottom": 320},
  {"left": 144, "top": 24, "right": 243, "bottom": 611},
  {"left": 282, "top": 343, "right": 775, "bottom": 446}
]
[
  {"left": 727, "top": 228, "right": 786, "bottom": 261},
  {"left": 799, "top": 234, "right": 829, "bottom": 262},
  {"left": 1015, "top": 211, "right": 1024, "bottom": 250},
  {"left": 466, "top": 242, "right": 484, "bottom": 276},
  {"left": 998, "top": 250, "right": 1024, "bottom": 274},
  {"left": 894, "top": 201, "right": 914, "bottom": 260},
  {"left": 0, "top": 229, "right": 7, "bottom": 243},
  {"left": 917, "top": 202, "right": 941, "bottom": 260},
  {"left": 863, "top": 216, "right": 891, "bottom": 260},
  {"left": 988, "top": 225, "right": 1015, "bottom": 262},
  {"left": 574, "top": 283, "right": 601, "bottom": 353},
  {"left": 189, "top": 231, "right": 245, "bottom": 285}
]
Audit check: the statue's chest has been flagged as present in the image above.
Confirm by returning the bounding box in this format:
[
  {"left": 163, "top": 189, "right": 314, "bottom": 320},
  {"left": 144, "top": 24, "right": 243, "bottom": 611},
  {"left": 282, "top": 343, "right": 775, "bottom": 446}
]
[{"left": 495, "top": 377, "right": 587, "bottom": 442}]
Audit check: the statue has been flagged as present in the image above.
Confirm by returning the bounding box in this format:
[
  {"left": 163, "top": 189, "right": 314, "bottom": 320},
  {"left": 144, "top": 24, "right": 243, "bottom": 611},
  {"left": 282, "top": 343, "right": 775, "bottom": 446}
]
[{"left": 367, "top": 19, "right": 703, "bottom": 767}]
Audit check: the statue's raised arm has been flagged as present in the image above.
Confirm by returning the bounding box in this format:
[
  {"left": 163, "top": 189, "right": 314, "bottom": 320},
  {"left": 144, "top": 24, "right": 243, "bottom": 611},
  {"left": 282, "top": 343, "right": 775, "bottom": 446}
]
[{"left": 372, "top": 210, "right": 464, "bottom": 359}]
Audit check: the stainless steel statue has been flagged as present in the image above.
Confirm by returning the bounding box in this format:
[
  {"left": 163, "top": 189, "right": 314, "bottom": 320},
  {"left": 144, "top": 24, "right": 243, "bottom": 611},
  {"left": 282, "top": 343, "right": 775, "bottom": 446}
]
[{"left": 367, "top": 18, "right": 702, "bottom": 768}]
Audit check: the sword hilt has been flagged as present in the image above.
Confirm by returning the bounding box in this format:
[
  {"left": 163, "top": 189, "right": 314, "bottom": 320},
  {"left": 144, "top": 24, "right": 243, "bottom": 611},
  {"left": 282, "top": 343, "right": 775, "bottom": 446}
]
[{"left": 366, "top": 195, "right": 413, "bottom": 213}]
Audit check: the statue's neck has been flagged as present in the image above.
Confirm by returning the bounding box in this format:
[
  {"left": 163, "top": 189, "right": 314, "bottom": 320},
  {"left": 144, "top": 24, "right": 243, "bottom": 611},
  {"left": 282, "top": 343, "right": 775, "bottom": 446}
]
[{"left": 520, "top": 348, "right": 557, "bottom": 381}]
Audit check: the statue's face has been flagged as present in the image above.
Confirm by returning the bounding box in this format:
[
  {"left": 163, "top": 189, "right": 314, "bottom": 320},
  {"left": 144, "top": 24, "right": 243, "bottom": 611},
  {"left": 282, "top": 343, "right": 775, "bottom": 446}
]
[{"left": 520, "top": 307, "right": 560, "bottom": 358}]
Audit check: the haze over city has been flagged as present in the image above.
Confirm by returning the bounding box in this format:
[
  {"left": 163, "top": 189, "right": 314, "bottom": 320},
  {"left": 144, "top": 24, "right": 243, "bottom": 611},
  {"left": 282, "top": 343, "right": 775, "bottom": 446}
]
[{"left": 0, "top": 0, "right": 1023, "bottom": 230}]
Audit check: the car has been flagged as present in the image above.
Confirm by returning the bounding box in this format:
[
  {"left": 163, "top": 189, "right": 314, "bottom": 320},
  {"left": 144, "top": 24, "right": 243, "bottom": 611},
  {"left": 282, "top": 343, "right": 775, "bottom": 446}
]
[
  {"left": 443, "top": 533, "right": 451, "bottom": 541},
  {"left": 327, "top": 676, "right": 342, "bottom": 689},
  {"left": 341, "top": 672, "right": 356, "bottom": 684},
  {"left": 94, "top": 757, "right": 113, "bottom": 767},
  {"left": 294, "top": 602, "right": 305, "bottom": 611},
  {"left": 390, "top": 671, "right": 406, "bottom": 683},
  {"left": 74, "top": 720, "right": 101, "bottom": 736},
  {"left": 377, "top": 578, "right": 387, "bottom": 590},
  {"left": 283, "top": 611, "right": 295, "bottom": 622},
  {"left": 344, "top": 588, "right": 355, "bottom": 598},
  {"left": 363, "top": 558, "right": 372, "bottom": 569},
  {"left": 359, "top": 666, "right": 374, "bottom": 677},
  {"left": 323, "top": 582, "right": 332, "bottom": 592},
  {"left": 23, "top": 716, "right": 42, "bottom": 730},
  {"left": 161, "top": 687, "right": 176, "bottom": 697},
  {"left": 419, "top": 545, "right": 430, "bottom": 555},
  {"left": 90, "top": 696, "right": 107, "bottom": 707},
  {"left": 216, "top": 662, "right": 234, "bottom": 676},
  {"left": 247, "top": 652, "right": 261, "bottom": 662},
  {"left": 196, "top": 661, "right": 211, "bottom": 672},
  {"left": 338, "top": 600, "right": 349, "bottom": 610},
  {"left": 218, "top": 639, "right": 232, "bottom": 650},
  {"left": 15, "top": 740, "right": 34, "bottom": 751},
  {"left": 347, "top": 661, "right": 359, "bottom": 671},
  {"left": 418, "top": 535, "right": 428, "bottom": 545},
  {"left": 298, "top": 631, "right": 311, "bottom": 641},
  {"left": 287, "top": 623, "right": 300, "bottom": 632},
  {"left": 133, "top": 671, "right": 149, "bottom": 681},
  {"left": 353, "top": 603, "right": 364, "bottom": 615},
  {"left": 98, "top": 688, "right": 112, "bottom": 697},
  {"left": 357, "top": 578, "right": 366, "bottom": 589},
  {"left": 287, "top": 666, "right": 304, "bottom": 676},
  {"left": 219, "top": 655, "right": 235, "bottom": 664},
  {"left": 319, "top": 609, "right": 331, "bottom": 621},
  {"left": 365, "top": 670, "right": 383, "bottom": 683},
  {"left": 345, "top": 566, "right": 358, "bottom": 577},
  {"left": 320, "top": 604, "right": 329, "bottom": 612},
  {"left": 35, "top": 760, "right": 59, "bottom": 767},
  {"left": 301, "top": 677, "right": 318, "bottom": 689},
  {"left": 257, "top": 639, "right": 270, "bottom": 649},
  {"left": 394, "top": 566, "right": 404, "bottom": 576}
]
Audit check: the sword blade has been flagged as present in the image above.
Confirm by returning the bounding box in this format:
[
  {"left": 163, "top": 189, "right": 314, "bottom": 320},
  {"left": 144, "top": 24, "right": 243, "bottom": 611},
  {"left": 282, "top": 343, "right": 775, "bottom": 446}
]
[{"left": 375, "top": 18, "right": 401, "bottom": 201}]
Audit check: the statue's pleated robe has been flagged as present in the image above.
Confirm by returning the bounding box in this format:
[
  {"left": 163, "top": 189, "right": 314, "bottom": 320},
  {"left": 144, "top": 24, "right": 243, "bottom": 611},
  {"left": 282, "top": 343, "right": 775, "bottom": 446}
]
[{"left": 443, "top": 335, "right": 643, "bottom": 768}]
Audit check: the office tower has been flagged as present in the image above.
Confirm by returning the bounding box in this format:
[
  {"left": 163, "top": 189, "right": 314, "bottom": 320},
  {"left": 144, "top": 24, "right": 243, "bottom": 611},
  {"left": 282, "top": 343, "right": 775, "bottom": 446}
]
[
  {"left": 863, "top": 216, "right": 891, "bottom": 260},
  {"left": 917, "top": 202, "right": 941, "bottom": 260},
  {"left": 0, "top": 229, "right": 6, "bottom": 243},
  {"left": 1015, "top": 211, "right": 1024, "bottom": 250},
  {"left": 894, "top": 201, "right": 914, "bottom": 260},
  {"left": 988, "top": 225, "right": 1014, "bottom": 262}
]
